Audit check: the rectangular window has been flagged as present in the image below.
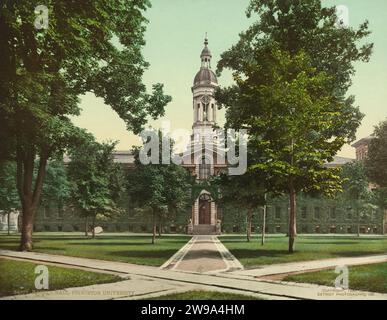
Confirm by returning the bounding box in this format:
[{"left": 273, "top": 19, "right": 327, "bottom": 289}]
[
  {"left": 330, "top": 207, "right": 336, "bottom": 219},
  {"left": 275, "top": 207, "right": 281, "bottom": 220},
  {"left": 314, "top": 207, "right": 320, "bottom": 220},
  {"left": 301, "top": 207, "right": 307, "bottom": 219},
  {"left": 199, "top": 164, "right": 211, "bottom": 180}
]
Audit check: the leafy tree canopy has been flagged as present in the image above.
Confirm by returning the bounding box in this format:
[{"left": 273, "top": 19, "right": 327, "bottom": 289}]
[{"left": 365, "top": 119, "right": 387, "bottom": 188}]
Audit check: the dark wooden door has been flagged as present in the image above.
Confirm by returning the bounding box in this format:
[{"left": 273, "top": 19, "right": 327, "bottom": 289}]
[{"left": 199, "top": 201, "right": 211, "bottom": 224}]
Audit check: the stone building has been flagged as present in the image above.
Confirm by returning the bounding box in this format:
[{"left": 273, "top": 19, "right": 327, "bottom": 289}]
[
  {"left": 352, "top": 136, "right": 373, "bottom": 161},
  {"left": 0, "top": 211, "right": 19, "bottom": 232}
]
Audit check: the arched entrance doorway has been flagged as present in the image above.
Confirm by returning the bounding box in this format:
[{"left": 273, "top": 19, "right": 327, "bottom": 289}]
[{"left": 199, "top": 193, "right": 211, "bottom": 225}]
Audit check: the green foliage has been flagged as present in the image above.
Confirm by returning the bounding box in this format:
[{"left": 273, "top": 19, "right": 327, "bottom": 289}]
[
  {"left": 341, "top": 161, "right": 376, "bottom": 222},
  {"left": 0, "top": 162, "right": 20, "bottom": 212},
  {"left": 216, "top": 0, "right": 373, "bottom": 252},
  {"left": 341, "top": 161, "right": 370, "bottom": 201},
  {"left": 127, "top": 133, "right": 194, "bottom": 232},
  {"left": 219, "top": 47, "right": 345, "bottom": 196},
  {"left": 365, "top": 119, "right": 387, "bottom": 188},
  {"left": 40, "top": 159, "right": 71, "bottom": 206},
  {"left": 67, "top": 137, "right": 125, "bottom": 222},
  {"left": 0, "top": 0, "right": 170, "bottom": 248},
  {"left": 216, "top": 0, "right": 373, "bottom": 197}
]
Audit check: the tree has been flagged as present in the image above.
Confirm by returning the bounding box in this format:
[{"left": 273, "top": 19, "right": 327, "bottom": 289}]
[
  {"left": 0, "top": 1, "right": 171, "bottom": 250},
  {"left": 211, "top": 144, "right": 267, "bottom": 243},
  {"left": 216, "top": 0, "right": 372, "bottom": 253},
  {"left": 341, "top": 161, "right": 374, "bottom": 236},
  {"left": 40, "top": 159, "right": 71, "bottom": 214},
  {"left": 127, "top": 135, "right": 193, "bottom": 244},
  {"left": 365, "top": 119, "right": 387, "bottom": 188},
  {"left": 67, "top": 137, "right": 125, "bottom": 238},
  {"left": 0, "top": 162, "right": 20, "bottom": 235}
]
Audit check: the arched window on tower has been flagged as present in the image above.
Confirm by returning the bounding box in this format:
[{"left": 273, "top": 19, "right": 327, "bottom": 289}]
[
  {"left": 203, "top": 103, "right": 208, "bottom": 121},
  {"left": 199, "top": 156, "right": 211, "bottom": 180}
]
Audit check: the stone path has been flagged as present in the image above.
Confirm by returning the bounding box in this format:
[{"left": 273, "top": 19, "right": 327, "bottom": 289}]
[
  {"left": 161, "top": 235, "right": 243, "bottom": 273},
  {"left": 232, "top": 253, "right": 387, "bottom": 278},
  {"left": 1, "top": 240, "right": 387, "bottom": 300}
]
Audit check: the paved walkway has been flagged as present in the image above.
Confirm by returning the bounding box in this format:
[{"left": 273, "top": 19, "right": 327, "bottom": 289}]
[
  {"left": 161, "top": 236, "right": 243, "bottom": 273},
  {"left": 232, "top": 254, "right": 387, "bottom": 278},
  {"left": 1, "top": 239, "right": 387, "bottom": 300}
]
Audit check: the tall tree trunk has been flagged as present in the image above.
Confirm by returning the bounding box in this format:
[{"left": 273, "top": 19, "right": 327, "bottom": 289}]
[
  {"left": 262, "top": 203, "right": 267, "bottom": 246},
  {"left": 288, "top": 180, "right": 297, "bottom": 253},
  {"left": 84, "top": 216, "right": 89, "bottom": 236},
  {"left": 152, "top": 211, "right": 156, "bottom": 244},
  {"left": 246, "top": 207, "right": 252, "bottom": 242},
  {"left": 20, "top": 205, "right": 35, "bottom": 251},
  {"left": 7, "top": 211, "right": 11, "bottom": 235},
  {"left": 158, "top": 217, "right": 162, "bottom": 237},
  {"left": 17, "top": 146, "right": 48, "bottom": 251}
]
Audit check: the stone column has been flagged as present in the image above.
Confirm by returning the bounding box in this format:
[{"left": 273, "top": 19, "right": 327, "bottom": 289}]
[
  {"left": 194, "top": 199, "right": 199, "bottom": 225},
  {"left": 194, "top": 102, "right": 198, "bottom": 122},
  {"left": 211, "top": 201, "right": 216, "bottom": 225}
]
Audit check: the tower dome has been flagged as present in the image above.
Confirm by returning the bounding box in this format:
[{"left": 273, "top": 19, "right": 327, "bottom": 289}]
[{"left": 193, "top": 68, "right": 218, "bottom": 85}]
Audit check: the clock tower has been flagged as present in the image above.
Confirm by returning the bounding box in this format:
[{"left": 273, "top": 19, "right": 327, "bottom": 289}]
[{"left": 183, "top": 37, "right": 225, "bottom": 235}]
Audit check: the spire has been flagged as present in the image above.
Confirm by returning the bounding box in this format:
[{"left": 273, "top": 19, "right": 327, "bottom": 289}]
[{"left": 200, "top": 34, "right": 212, "bottom": 69}]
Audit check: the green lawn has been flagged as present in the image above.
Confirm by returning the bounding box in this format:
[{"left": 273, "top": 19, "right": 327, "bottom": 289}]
[
  {"left": 219, "top": 235, "right": 387, "bottom": 268},
  {"left": 0, "top": 233, "right": 190, "bottom": 266},
  {"left": 283, "top": 262, "right": 387, "bottom": 294},
  {"left": 147, "top": 290, "right": 263, "bottom": 300},
  {"left": 0, "top": 258, "right": 122, "bottom": 297}
]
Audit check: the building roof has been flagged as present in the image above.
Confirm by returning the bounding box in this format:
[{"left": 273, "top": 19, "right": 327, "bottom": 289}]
[
  {"left": 193, "top": 68, "right": 218, "bottom": 86},
  {"left": 64, "top": 150, "right": 135, "bottom": 166},
  {"left": 324, "top": 156, "right": 355, "bottom": 168},
  {"left": 200, "top": 37, "right": 212, "bottom": 58},
  {"left": 351, "top": 135, "right": 373, "bottom": 148}
]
